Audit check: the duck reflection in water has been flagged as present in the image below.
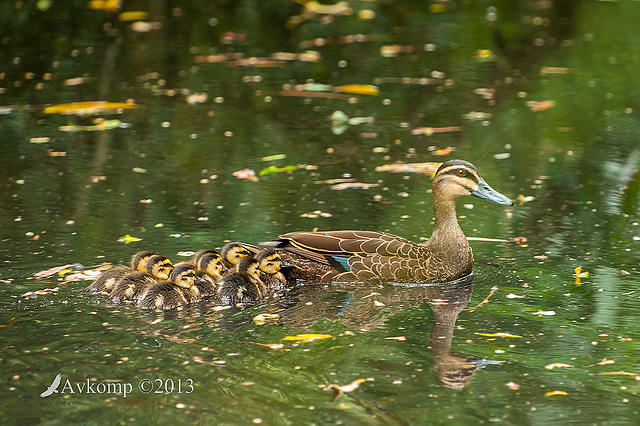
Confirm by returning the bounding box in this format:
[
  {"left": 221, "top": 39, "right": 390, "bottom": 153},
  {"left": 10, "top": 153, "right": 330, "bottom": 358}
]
[{"left": 278, "top": 276, "right": 496, "bottom": 390}]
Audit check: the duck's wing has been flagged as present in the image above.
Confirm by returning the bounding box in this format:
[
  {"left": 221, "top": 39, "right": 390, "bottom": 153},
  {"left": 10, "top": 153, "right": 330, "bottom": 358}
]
[{"left": 277, "top": 230, "right": 420, "bottom": 259}]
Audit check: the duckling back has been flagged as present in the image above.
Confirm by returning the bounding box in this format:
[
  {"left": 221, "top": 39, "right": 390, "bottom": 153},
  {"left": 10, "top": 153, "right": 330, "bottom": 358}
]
[
  {"left": 109, "top": 254, "right": 173, "bottom": 303},
  {"left": 138, "top": 263, "right": 201, "bottom": 310},
  {"left": 138, "top": 281, "right": 188, "bottom": 311},
  {"left": 218, "top": 258, "right": 265, "bottom": 305},
  {"left": 86, "top": 251, "right": 155, "bottom": 293}
]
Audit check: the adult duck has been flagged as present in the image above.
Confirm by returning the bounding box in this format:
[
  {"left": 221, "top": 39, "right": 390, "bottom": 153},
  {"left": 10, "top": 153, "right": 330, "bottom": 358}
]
[{"left": 264, "top": 160, "right": 512, "bottom": 283}]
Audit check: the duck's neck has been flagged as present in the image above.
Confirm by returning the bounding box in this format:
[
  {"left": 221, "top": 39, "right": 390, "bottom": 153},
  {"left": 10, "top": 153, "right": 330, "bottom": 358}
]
[{"left": 425, "top": 194, "right": 471, "bottom": 260}]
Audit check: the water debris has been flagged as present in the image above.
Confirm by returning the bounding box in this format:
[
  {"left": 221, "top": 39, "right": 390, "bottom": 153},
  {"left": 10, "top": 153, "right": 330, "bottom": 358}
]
[
  {"left": 117, "top": 234, "right": 141, "bottom": 244},
  {"left": 505, "top": 293, "right": 525, "bottom": 299},
  {"left": 528, "top": 100, "right": 555, "bottom": 112},
  {"left": 29, "top": 137, "right": 50, "bottom": 144},
  {"left": 89, "top": 0, "right": 121, "bottom": 12},
  {"left": 384, "top": 336, "right": 406, "bottom": 341},
  {"left": 545, "top": 390, "right": 568, "bottom": 396},
  {"left": 252, "top": 313, "right": 280, "bottom": 325},
  {"left": 118, "top": 11, "right": 148, "bottom": 21},
  {"left": 314, "top": 178, "right": 356, "bottom": 185},
  {"left": 380, "top": 45, "right": 415, "bottom": 57},
  {"left": 586, "top": 358, "right": 615, "bottom": 367},
  {"left": 233, "top": 168, "right": 258, "bottom": 181},
  {"left": 475, "top": 332, "right": 522, "bottom": 338},
  {"left": 463, "top": 111, "right": 492, "bottom": 121},
  {"left": 221, "top": 31, "right": 247, "bottom": 44},
  {"left": 517, "top": 194, "right": 535, "bottom": 205},
  {"left": 132, "top": 167, "right": 147, "bottom": 173},
  {"left": 261, "top": 154, "right": 287, "bottom": 161},
  {"left": 300, "top": 210, "right": 333, "bottom": 218},
  {"left": 574, "top": 266, "right": 589, "bottom": 285},
  {"left": 0, "top": 317, "right": 16, "bottom": 328},
  {"left": 596, "top": 371, "right": 639, "bottom": 377},
  {"left": 540, "top": 66, "right": 572, "bottom": 76},
  {"left": 64, "top": 77, "right": 93, "bottom": 86},
  {"left": 59, "top": 119, "right": 130, "bottom": 132},
  {"left": 545, "top": 363, "right": 573, "bottom": 369},
  {"left": 494, "top": 153, "right": 511, "bottom": 160},
  {"left": 412, "top": 127, "right": 461, "bottom": 136},
  {"left": 22, "top": 287, "right": 60, "bottom": 298},
  {"left": 278, "top": 90, "right": 350, "bottom": 100},
  {"left": 280, "top": 334, "right": 333, "bottom": 343},
  {"left": 330, "top": 182, "right": 379, "bottom": 190},
  {"left": 334, "top": 84, "right": 379, "bottom": 96},
  {"left": 33, "top": 263, "right": 84, "bottom": 278},
  {"left": 44, "top": 101, "right": 137, "bottom": 116},
  {"left": 532, "top": 310, "right": 556, "bottom": 316},
  {"left": 321, "top": 377, "right": 374, "bottom": 398},
  {"left": 375, "top": 162, "right": 440, "bottom": 175},
  {"left": 473, "top": 49, "right": 496, "bottom": 61},
  {"left": 505, "top": 381, "right": 520, "bottom": 390},
  {"left": 259, "top": 165, "right": 297, "bottom": 176},
  {"left": 331, "top": 110, "right": 373, "bottom": 134},
  {"left": 469, "top": 286, "right": 498, "bottom": 312},
  {"left": 431, "top": 147, "right": 455, "bottom": 156}
]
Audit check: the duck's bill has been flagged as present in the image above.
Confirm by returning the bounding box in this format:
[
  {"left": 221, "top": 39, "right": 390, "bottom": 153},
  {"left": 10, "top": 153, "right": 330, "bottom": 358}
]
[{"left": 472, "top": 179, "right": 513, "bottom": 205}]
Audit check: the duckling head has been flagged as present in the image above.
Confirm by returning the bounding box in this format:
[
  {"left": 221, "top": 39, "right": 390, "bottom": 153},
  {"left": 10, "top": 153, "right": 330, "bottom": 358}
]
[
  {"left": 146, "top": 255, "right": 174, "bottom": 280},
  {"left": 198, "top": 252, "right": 224, "bottom": 279},
  {"left": 236, "top": 257, "right": 262, "bottom": 282},
  {"left": 130, "top": 251, "right": 154, "bottom": 272},
  {"left": 255, "top": 250, "right": 283, "bottom": 275},
  {"left": 433, "top": 160, "right": 512, "bottom": 205},
  {"left": 169, "top": 263, "right": 200, "bottom": 288},
  {"left": 221, "top": 242, "right": 253, "bottom": 266}
]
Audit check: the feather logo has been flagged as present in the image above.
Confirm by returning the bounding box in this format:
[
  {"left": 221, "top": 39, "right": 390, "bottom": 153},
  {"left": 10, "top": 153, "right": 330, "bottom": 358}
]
[{"left": 40, "top": 373, "right": 62, "bottom": 398}]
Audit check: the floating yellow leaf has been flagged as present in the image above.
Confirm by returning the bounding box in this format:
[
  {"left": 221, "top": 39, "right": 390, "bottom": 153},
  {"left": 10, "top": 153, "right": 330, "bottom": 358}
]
[
  {"left": 475, "top": 332, "right": 522, "bottom": 338},
  {"left": 44, "top": 101, "right": 137, "bottom": 116},
  {"left": 574, "top": 266, "right": 589, "bottom": 285},
  {"left": 545, "top": 363, "right": 573, "bottom": 369},
  {"left": 117, "top": 234, "right": 141, "bottom": 244},
  {"left": 335, "top": 84, "right": 379, "bottom": 96},
  {"left": 545, "top": 390, "right": 568, "bottom": 396},
  {"left": 281, "top": 333, "right": 333, "bottom": 342},
  {"left": 89, "top": 0, "right": 121, "bottom": 12},
  {"left": 119, "top": 11, "right": 148, "bottom": 21}
]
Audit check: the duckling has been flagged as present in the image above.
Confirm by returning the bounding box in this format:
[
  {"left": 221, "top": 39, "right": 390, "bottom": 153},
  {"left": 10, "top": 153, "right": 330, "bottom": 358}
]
[
  {"left": 218, "top": 257, "right": 267, "bottom": 305},
  {"left": 191, "top": 248, "right": 219, "bottom": 266},
  {"left": 86, "top": 251, "right": 154, "bottom": 293},
  {"left": 194, "top": 252, "right": 224, "bottom": 296},
  {"left": 139, "top": 263, "right": 202, "bottom": 311},
  {"left": 221, "top": 242, "right": 254, "bottom": 269},
  {"left": 109, "top": 254, "right": 174, "bottom": 303},
  {"left": 254, "top": 249, "right": 287, "bottom": 291}
]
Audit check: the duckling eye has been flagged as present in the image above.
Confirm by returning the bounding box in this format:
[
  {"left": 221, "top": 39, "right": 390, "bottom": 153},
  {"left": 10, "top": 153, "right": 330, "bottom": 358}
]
[{"left": 457, "top": 169, "right": 466, "bottom": 177}]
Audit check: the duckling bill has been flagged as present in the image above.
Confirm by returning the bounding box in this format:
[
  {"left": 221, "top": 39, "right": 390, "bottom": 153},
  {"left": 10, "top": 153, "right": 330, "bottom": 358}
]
[{"left": 263, "top": 160, "right": 512, "bottom": 284}]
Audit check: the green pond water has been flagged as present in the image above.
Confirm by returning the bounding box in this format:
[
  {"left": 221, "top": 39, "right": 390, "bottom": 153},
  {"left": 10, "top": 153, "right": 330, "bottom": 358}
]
[{"left": 1, "top": 1, "right": 640, "bottom": 424}]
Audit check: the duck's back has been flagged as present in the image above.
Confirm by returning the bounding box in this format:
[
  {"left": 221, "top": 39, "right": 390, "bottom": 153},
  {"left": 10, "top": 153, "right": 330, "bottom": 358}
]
[
  {"left": 110, "top": 272, "right": 156, "bottom": 302},
  {"left": 86, "top": 266, "right": 130, "bottom": 293}
]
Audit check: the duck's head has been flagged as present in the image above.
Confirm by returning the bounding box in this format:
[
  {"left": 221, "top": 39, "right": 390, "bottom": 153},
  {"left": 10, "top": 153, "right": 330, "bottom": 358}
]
[
  {"left": 197, "top": 252, "right": 224, "bottom": 279},
  {"left": 169, "top": 263, "right": 200, "bottom": 288},
  {"left": 146, "top": 255, "right": 174, "bottom": 280},
  {"left": 221, "top": 242, "right": 253, "bottom": 266},
  {"left": 193, "top": 248, "right": 218, "bottom": 264},
  {"left": 255, "top": 250, "right": 283, "bottom": 275},
  {"left": 130, "top": 251, "right": 154, "bottom": 272},
  {"left": 433, "top": 160, "right": 512, "bottom": 205},
  {"left": 236, "top": 257, "right": 262, "bottom": 282}
]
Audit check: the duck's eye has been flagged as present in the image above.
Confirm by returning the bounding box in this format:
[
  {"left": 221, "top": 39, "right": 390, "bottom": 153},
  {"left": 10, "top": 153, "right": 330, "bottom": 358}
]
[{"left": 457, "top": 169, "right": 466, "bottom": 177}]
